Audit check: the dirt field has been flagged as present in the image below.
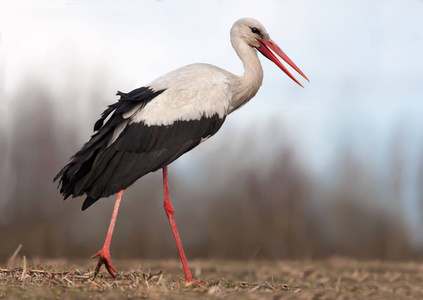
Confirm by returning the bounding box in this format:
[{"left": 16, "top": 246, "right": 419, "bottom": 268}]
[{"left": 1, "top": 257, "right": 422, "bottom": 299}]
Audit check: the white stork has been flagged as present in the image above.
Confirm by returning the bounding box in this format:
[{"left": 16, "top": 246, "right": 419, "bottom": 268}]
[{"left": 54, "top": 18, "right": 309, "bottom": 282}]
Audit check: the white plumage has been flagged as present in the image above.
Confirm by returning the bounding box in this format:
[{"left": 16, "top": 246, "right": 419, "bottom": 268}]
[{"left": 134, "top": 64, "right": 232, "bottom": 126}]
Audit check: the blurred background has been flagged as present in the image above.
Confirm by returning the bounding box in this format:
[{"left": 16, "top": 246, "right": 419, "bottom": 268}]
[{"left": 1, "top": 0, "right": 423, "bottom": 262}]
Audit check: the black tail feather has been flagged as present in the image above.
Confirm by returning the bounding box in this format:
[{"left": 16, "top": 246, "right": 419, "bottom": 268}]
[{"left": 82, "top": 196, "right": 97, "bottom": 211}]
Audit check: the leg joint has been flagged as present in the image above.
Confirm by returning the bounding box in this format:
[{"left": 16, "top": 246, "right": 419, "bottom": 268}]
[{"left": 164, "top": 200, "right": 174, "bottom": 216}]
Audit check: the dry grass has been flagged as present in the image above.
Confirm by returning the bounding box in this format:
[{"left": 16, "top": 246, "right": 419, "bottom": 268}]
[{"left": 1, "top": 256, "right": 423, "bottom": 299}]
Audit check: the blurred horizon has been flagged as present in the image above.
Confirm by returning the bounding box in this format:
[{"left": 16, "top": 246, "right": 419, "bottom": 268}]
[{"left": 1, "top": 0, "right": 423, "bottom": 262}]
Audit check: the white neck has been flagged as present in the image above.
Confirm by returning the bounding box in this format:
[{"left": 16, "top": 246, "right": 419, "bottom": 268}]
[{"left": 229, "top": 40, "right": 264, "bottom": 114}]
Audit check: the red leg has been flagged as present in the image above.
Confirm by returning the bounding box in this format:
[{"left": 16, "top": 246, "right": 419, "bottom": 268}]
[
  {"left": 162, "top": 166, "right": 200, "bottom": 283},
  {"left": 91, "top": 190, "right": 124, "bottom": 278}
]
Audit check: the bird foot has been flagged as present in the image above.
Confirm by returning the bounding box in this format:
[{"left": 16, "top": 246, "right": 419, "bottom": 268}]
[
  {"left": 91, "top": 247, "right": 119, "bottom": 278},
  {"left": 185, "top": 275, "right": 203, "bottom": 285}
]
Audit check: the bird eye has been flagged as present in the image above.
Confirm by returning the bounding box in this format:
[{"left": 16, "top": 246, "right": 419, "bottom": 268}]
[{"left": 250, "top": 27, "right": 261, "bottom": 35}]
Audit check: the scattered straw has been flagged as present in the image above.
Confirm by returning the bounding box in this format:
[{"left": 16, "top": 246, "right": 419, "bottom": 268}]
[
  {"left": 20, "top": 255, "right": 27, "bottom": 288},
  {"left": 1, "top": 258, "right": 422, "bottom": 299},
  {"left": 7, "top": 244, "right": 22, "bottom": 268}
]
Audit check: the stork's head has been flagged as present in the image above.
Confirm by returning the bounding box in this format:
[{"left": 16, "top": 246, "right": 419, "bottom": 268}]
[{"left": 231, "top": 18, "right": 309, "bottom": 87}]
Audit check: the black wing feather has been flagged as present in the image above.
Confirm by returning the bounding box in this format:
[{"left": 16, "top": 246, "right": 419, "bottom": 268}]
[
  {"left": 80, "top": 114, "right": 225, "bottom": 208},
  {"left": 54, "top": 86, "right": 225, "bottom": 211},
  {"left": 54, "top": 87, "right": 164, "bottom": 200}
]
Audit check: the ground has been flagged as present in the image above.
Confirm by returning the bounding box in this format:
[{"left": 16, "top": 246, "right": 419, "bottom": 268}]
[{"left": 1, "top": 257, "right": 422, "bottom": 299}]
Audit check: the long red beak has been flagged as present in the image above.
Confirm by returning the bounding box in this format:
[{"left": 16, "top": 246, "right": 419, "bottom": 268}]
[{"left": 256, "top": 39, "right": 309, "bottom": 87}]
